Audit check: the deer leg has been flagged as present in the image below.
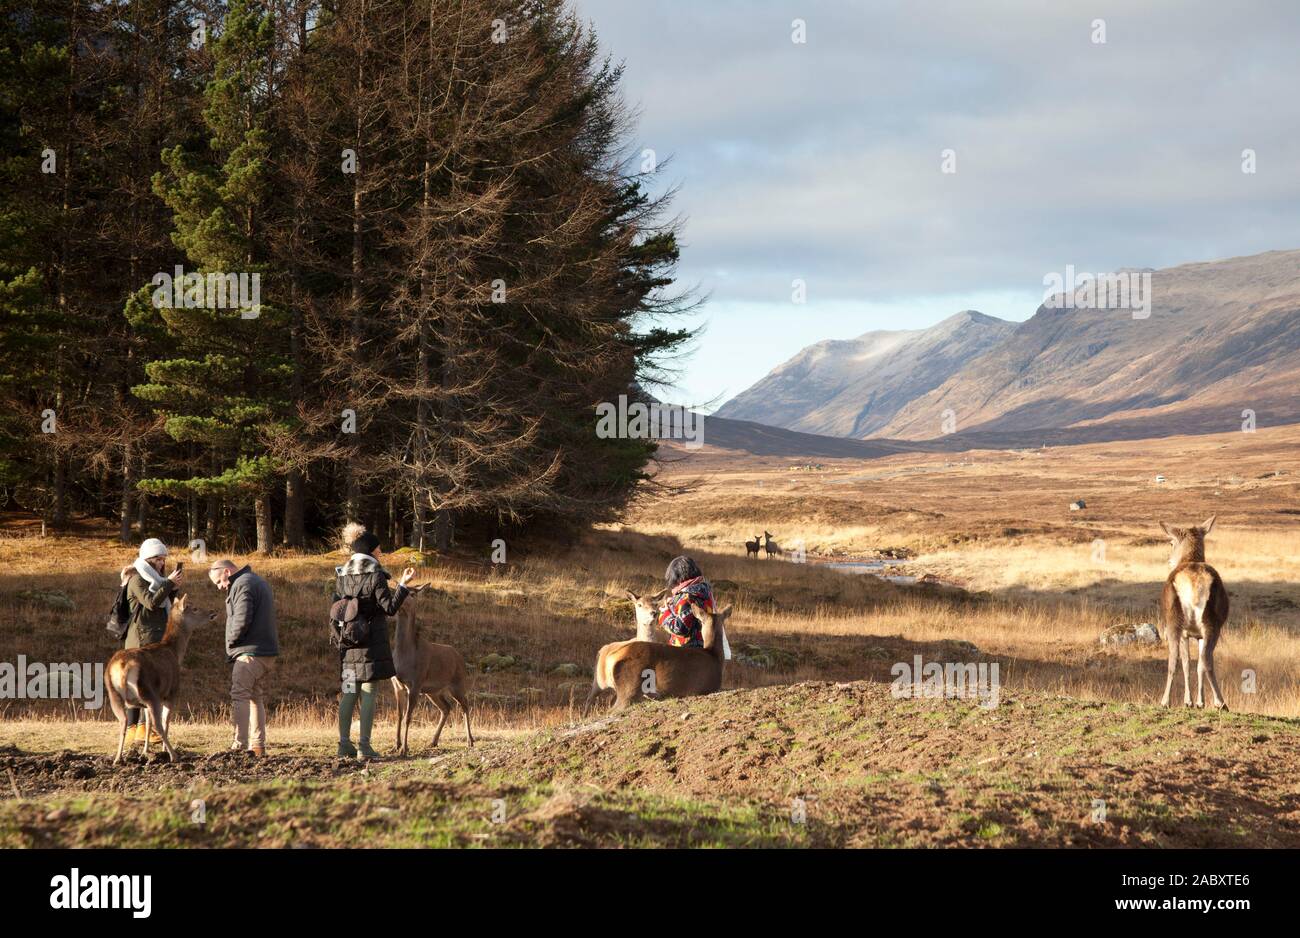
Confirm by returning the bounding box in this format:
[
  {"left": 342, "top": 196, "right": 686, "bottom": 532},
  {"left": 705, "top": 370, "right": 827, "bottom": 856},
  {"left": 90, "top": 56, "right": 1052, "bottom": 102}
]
[
  {"left": 450, "top": 688, "right": 474, "bottom": 747},
  {"left": 1179, "top": 637, "right": 1192, "bottom": 707},
  {"left": 1195, "top": 638, "right": 1207, "bottom": 708},
  {"left": 140, "top": 708, "right": 151, "bottom": 756},
  {"left": 402, "top": 687, "right": 421, "bottom": 754},
  {"left": 108, "top": 682, "right": 128, "bottom": 764},
  {"left": 392, "top": 680, "right": 408, "bottom": 755},
  {"left": 1203, "top": 635, "right": 1228, "bottom": 711},
  {"left": 113, "top": 714, "right": 129, "bottom": 764},
  {"left": 581, "top": 677, "right": 602, "bottom": 717},
  {"left": 1160, "top": 633, "right": 1178, "bottom": 707},
  {"left": 429, "top": 692, "right": 450, "bottom": 748},
  {"left": 146, "top": 697, "right": 176, "bottom": 762}
]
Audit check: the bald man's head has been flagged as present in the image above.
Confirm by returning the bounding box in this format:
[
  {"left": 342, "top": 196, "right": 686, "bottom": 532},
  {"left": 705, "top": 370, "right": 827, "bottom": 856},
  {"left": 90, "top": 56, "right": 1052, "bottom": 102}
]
[{"left": 209, "top": 558, "right": 238, "bottom": 589}]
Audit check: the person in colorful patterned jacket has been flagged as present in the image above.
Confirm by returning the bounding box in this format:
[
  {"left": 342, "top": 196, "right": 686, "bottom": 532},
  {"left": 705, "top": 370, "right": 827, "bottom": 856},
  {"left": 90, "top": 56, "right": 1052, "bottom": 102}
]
[{"left": 658, "top": 555, "right": 714, "bottom": 648}]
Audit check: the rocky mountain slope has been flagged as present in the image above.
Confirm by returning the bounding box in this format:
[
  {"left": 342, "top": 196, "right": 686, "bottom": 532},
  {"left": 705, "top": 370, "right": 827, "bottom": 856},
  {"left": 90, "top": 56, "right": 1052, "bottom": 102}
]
[
  {"left": 719, "top": 250, "right": 1300, "bottom": 444},
  {"left": 715, "top": 311, "right": 1015, "bottom": 437}
]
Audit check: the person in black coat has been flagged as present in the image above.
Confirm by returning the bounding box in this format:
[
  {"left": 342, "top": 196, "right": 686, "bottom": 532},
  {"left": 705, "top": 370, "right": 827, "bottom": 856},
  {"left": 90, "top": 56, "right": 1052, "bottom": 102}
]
[{"left": 331, "top": 529, "right": 414, "bottom": 759}]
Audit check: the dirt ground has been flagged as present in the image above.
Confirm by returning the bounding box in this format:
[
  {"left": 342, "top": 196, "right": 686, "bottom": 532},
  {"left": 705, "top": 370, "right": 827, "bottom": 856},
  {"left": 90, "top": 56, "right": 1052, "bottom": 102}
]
[{"left": 3, "top": 679, "right": 1298, "bottom": 847}]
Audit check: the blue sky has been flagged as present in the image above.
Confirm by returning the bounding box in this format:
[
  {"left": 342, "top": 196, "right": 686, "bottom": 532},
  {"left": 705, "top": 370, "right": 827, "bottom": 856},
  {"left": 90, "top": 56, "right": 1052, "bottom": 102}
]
[{"left": 572, "top": 1, "right": 1300, "bottom": 410}]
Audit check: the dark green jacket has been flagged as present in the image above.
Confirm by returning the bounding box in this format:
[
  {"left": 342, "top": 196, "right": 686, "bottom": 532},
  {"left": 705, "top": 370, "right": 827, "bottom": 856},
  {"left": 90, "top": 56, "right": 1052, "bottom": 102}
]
[
  {"left": 125, "top": 571, "right": 178, "bottom": 648},
  {"left": 331, "top": 555, "right": 407, "bottom": 684}
]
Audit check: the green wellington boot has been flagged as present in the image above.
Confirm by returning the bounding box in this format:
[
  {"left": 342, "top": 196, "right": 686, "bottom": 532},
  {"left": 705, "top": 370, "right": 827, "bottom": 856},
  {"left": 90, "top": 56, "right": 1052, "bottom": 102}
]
[
  {"left": 337, "top": 691, "right": 358, "bottom": 758},
  {"left": 356, "top": 683, "right": 379, "bottom": 761}
]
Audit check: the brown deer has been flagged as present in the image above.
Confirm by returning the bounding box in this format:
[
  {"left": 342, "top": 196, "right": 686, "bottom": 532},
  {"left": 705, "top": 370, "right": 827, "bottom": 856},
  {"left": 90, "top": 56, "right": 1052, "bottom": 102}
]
[
  {"left": 763, "top": 531, "right": 781, "bottom": 558},
  {"left": 745, "top": 534, "right": 761, "bottom": 558},
  {"left": 1159, "top": 516, "right": 1230, "bottom": 710},
  {"left": 582, "top": 589, "right": 667, "bottom": 715},
  {"left": 390, "top": 584, "right": 473, "bottom": 755},
  {"left": 106, "top": 594, "right": 216, "bottom": 764},
  {"left": 607, "top": 602, "right": 731, "bottom": 710}
]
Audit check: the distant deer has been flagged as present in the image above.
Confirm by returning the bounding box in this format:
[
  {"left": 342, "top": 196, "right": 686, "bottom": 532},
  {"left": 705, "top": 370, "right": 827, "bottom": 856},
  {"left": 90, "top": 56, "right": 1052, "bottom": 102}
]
[
  {"left": 583, "top": 589, "right": 667, "bottom": 715},
  {"left": 763, "top": 531, "right": 782, "bottom": 558},
  {"left": 1159, "top": 516, "right": 1230, "bottom": 710},
  {"left": 391, "top": 584, "right": 473, "bottom": 755},
  {"left": 607, "top": 602, "right": 731, "bottom": 710},
  {"left": 106, "top": 594, "right": 216, "bottom": 764},
  {"left": 745, "top": 534, "right": 761, "bottom": 558}
]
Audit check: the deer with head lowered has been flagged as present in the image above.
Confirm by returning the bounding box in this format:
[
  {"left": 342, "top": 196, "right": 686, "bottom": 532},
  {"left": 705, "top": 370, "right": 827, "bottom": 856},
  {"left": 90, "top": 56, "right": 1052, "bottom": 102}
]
[
  {"left": 582, "top": 589, "right": 667, "bottom": 715},
  {"left": 106, "top": 594, "right": 216, "bottom": 764},
  {"left": 390, "top": 584, "right": 473, "bottom": 755},
  {"left": 745, "top": 535, "right": 761, "bottom": 558},
  {"left": 1159, "top": 516, "right": 1230, "bottom": 710},
  {"left": 606, "top": 601, "right": 731, "bottom": 710},
  {"left": 763, "top": 531, "right": 781, "bottom": 558}
]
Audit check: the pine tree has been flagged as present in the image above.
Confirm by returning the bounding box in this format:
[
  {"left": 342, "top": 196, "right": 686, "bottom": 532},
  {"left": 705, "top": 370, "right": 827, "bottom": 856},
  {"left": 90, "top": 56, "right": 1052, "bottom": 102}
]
[{"left": 136, "top": 0, "right": 291, "bottom": 552}]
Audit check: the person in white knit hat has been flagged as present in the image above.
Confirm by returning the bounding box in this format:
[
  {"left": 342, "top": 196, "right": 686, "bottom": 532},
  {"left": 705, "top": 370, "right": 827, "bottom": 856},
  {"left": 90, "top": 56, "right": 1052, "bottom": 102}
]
[{"left": 116, "top": 538, "right": 184, "bottom": 746}]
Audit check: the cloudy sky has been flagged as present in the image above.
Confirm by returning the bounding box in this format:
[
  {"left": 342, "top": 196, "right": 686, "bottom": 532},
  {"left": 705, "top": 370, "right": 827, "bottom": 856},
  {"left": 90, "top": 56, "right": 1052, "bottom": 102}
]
[{"left": 571, "top": 0, "right": 1300, "bottom": 410}]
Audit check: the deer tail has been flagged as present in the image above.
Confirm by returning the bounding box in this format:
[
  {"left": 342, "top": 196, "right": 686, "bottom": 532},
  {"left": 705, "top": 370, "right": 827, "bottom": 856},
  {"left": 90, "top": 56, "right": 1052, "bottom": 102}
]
[{"left": 1178, "top": 570, "right": 1213, "bottom": 630}]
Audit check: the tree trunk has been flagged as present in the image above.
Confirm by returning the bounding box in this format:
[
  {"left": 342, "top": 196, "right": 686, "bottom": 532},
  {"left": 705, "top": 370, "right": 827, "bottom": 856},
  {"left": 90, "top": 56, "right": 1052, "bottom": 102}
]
[
  {"left": 118, "top": 441, "right": 133, "bottom": 542},
  {"left": 412, "top": 490, "right": 426, "bottom": 552},
  {"left": 284, "top": 470, "right": 305, "bottom": 547},
  {"left": 434, "top": 508, "right": 453, "bottom": 552},
  {"left": 254, "top": 493, "right": 273, "bottom": 553},
  {"left": 205, "top": 495, "right": 218, "bottom": 544}
]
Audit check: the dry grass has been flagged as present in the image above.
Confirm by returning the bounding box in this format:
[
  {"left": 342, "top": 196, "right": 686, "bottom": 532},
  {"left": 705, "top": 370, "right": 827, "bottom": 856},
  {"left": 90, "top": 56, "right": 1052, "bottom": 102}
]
[{"left": 2, "top": 424, "right": 1299, "bottom": 759}]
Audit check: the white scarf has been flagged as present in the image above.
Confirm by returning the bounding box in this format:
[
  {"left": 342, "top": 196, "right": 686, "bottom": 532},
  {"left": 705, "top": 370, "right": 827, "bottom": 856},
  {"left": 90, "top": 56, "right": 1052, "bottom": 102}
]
[{"left": 133, "top": 556, "right": 172, "bottom": 612}]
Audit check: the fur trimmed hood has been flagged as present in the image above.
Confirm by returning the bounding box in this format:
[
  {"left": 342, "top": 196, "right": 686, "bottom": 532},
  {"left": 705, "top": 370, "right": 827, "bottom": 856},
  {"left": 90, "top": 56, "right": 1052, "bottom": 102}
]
[{"left": 335, "top": 553, "right": 385, "bottom": 577}]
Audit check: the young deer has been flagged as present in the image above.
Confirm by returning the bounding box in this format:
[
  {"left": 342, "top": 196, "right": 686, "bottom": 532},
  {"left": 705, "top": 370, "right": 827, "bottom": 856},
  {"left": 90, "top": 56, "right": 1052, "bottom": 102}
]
[
  {"left": 745, "top": 535, "right": 762, "bottom": 558},
  {"left": 1159, "top": 516, "right": 1230, "bottom": 710},
  {"left": 390, "top": 584, "right": 473, "bottom": 755},
  {"left": 608, "top": 602, "right": 731, "bottom": 710},
  {"left": 763, "top": 531, "right": 781, "bottom": 558},
  {"left": 106, "top": 594, "right": 216, "bottom": 764},
  {"left": 583, "top": 589, "right": 667, "bottom": 715}
]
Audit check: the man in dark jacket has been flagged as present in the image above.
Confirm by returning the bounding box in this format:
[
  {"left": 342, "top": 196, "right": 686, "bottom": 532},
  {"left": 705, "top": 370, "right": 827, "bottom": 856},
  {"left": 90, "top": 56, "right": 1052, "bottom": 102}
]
[{"left": 210, "top": 559, "right": 278, "bottom": 757}]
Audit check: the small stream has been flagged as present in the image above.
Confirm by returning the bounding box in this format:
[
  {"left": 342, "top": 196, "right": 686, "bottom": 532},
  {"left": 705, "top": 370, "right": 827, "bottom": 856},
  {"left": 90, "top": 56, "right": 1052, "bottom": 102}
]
[{"left": 822, "top": 559, "right": 916, "bottom": 584}]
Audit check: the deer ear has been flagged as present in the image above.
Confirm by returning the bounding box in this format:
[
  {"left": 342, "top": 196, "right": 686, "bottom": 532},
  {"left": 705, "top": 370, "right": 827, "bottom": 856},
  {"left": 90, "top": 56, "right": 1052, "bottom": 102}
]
[
  {"left": 649, "top": 588, "right": 669, "bottom": 602},
  {"left": 624, "top": 589, "right": 638, "bottom": 603},
  {"left": 716, "top": 605, "right": 732, "bottom": 621},
  {"left": 176, "top": 594, "right": 186, "bottom": 609},
  {"left": 1201, "top": 515, "right": 1216, "bottom": 536},
  {"left": 1159, "top": 521, "right": 1176, "bottom": 541}
]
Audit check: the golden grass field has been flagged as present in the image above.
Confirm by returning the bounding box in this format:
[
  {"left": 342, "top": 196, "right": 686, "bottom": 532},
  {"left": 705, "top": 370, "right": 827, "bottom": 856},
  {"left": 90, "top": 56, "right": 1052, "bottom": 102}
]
[
  {"left": 1, "top": 424, "right": 1298, "bottom": 847},
  {"left": 1, "top": 421, "right": 1298, "bottom": 738}
]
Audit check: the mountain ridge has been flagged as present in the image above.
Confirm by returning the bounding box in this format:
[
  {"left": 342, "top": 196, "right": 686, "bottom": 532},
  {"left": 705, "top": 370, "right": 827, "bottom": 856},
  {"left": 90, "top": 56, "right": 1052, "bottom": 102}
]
[{"left": 717, "top": 249, "right": 1300, "bottom": 444}]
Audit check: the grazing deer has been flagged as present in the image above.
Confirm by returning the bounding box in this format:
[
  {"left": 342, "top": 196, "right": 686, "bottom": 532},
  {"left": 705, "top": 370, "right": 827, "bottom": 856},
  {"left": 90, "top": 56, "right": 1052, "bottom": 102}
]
[
  {"left": 583, "top": 589, "right": 667, "bottom": 715},
  {"left": 745, "top": 534, "right": 761, "bottom": 558},
  {"left": 106, "top": 594, "right": 216, "bottom": 764},
  {"left": 1159, "top": 516, "right": 1230, "bottom": 710},
  {"left": 763, "top": 531, "right": 781, "bottom": 558},
  {"left": 391, "top": 584, "right": 473, "bottom": 755},
  {"left": 607, "top": 602, "right": 731, "bottom": 710}
]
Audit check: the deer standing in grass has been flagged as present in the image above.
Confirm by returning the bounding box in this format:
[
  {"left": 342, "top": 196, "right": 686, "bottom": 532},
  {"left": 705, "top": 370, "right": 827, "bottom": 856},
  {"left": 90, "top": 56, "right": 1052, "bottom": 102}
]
[
  {"left": 607, "top": 602, "right": 731, "bottom": 710},
  {"left": 106, "top": 594, "right": 216, "bottom": 764},
  {"left": 582, "top": 589, "right": 667, "bottom": 715},
  {"left": 390, "top": 584, "right": 473, "bottom": 755},
  {"left": 763, "top": 531, "right": 781, "bottom": 558},
  {"left": 745, "top": 535, "right": 761, "bottom": 558},
  {"left": 1159, "top": 516, "right": 1230, "bottom": 710}
]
